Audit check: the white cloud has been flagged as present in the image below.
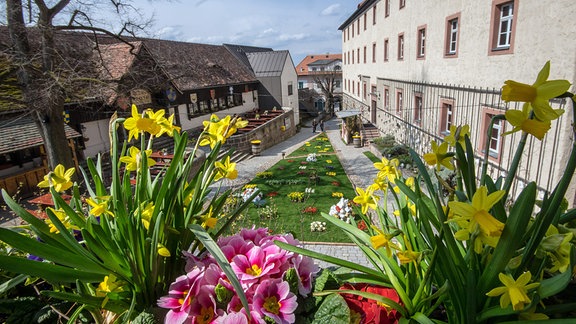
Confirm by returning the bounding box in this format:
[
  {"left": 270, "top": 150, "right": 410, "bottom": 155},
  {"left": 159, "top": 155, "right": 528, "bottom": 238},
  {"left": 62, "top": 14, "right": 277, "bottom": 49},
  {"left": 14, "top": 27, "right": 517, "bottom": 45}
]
[
  {"left": 278, "top": 33, "right": 307, "bottom": 41},
  {"left": 321, "top": 4, "right": 341, "bottom": 16}
]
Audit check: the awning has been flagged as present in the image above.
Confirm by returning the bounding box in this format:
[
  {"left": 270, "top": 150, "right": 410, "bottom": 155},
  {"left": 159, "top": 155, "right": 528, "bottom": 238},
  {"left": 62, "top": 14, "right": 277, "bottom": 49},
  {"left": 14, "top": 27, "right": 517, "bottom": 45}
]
[
  {"left": 0, "top": 118, "right": 81, "bottom": 155},
  {"left": 335, "top": 110, "right": 361, "bottom": 119}
]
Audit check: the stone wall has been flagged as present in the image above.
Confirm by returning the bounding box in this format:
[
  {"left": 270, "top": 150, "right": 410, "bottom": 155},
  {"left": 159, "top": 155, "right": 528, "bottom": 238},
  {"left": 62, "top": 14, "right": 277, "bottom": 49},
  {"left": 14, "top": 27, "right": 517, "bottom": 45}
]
[{"left": 226, "top": 107, "right": 297, "bottom": 154}]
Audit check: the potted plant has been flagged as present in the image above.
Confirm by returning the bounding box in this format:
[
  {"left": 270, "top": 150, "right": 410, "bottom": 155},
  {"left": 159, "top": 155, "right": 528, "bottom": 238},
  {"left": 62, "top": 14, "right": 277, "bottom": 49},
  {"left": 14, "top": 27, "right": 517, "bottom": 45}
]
[
  {"left": 352, "top": 132, "right": 362, "bottom": 148},
  {"left": 251, "top": 139, "right": 262, "bottom": 156}
]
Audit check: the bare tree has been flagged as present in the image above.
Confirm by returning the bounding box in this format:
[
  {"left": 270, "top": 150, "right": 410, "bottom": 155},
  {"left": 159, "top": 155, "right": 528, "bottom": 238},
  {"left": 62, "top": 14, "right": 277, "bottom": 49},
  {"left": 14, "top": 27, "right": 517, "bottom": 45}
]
[
  {"left": 313, "top": 68, "right": 341, "bottom": 117},
  {"left": 4, "top": 0, "right": 153, "bottom": 169}
]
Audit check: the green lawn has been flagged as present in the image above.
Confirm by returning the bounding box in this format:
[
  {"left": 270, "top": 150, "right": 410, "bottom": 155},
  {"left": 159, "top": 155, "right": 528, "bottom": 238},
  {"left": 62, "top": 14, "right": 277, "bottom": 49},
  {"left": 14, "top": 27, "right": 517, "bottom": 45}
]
[{"left": 226, "top": 133, "right": 358, "bottom": 242}]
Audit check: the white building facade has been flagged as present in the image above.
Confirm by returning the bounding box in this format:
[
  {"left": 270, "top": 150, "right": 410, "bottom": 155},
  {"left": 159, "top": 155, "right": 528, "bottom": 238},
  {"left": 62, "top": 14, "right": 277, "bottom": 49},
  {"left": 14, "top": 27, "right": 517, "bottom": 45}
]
[{"left": 340, "top": 0, "right": 576, "bottom": 202}]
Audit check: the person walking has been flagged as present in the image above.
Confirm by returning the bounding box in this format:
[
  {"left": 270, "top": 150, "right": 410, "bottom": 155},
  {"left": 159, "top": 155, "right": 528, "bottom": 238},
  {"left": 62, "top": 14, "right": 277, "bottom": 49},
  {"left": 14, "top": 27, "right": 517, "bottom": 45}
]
[
  {"left": 319, "top": 119, "right": 325, "bottom": 132},
  {"left": 312, "top": 119, "right": 317, "bottom": 133}
]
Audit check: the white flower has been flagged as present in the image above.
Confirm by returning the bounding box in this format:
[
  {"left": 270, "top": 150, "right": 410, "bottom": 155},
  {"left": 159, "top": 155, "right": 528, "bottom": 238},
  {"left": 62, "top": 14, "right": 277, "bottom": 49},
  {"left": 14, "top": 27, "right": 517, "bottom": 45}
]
[
  {"left": 310, "top": 221, "right": 326, "bottom": 232},
  {"left": 305, "top": 188, "right": 315, "bottom": 194},
  {"left": 306, "top": 153, "right": 317, "bottom": 162},
  {"left": 299, "top": 166, "right": 307, "bottom": 169}
]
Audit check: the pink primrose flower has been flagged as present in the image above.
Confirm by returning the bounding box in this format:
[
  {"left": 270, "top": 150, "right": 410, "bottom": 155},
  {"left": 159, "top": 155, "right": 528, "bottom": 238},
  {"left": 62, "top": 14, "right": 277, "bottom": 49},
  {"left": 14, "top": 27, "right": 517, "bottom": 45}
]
[
  {"left": 189, "top": 286, "right": 217, "bottom": 324},
  {"left": 158, "top": 268, "right": 204, "bottom": 324},
  {"left": 231, "top": 246, "right": 277, "bottom": 284},
  {"left": 253, "top": 279, "right": 297, "bottom": 324},
  {"left": 239, "top": 227, "right": 270, "bottom": 245},
  {"left": 293, "top": 254, "right": 320, "bottom": 296},
  {"left": 220, "top": 236, "right": 255, "bottom": 262}
]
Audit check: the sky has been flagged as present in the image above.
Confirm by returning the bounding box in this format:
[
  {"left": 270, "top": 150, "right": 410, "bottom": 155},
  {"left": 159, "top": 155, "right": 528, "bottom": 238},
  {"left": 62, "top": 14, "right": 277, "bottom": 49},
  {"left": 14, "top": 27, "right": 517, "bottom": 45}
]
[{"left": 130, "top": 0, "right": 358, "bottom": 65}]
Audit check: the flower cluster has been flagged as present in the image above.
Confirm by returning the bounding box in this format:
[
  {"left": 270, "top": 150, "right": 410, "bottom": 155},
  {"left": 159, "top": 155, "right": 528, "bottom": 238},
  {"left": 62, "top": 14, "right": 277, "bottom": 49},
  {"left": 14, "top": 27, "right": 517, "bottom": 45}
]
[
  {"left": 331, "top": 192, "right": 343, "bottom": 198},
  {"left": 329, "top": 197, "right": 354, "bottom": 223},
  {"left": 306, "top": 153, "right": 317, "bottom": 162},
  {"left": 310, "top": 221, "right": 327, "bottom": 232},
  {"left": 326, "top": 171, "right": 336, "bottom": 176},
  {"left": 299, "top": 166, "right": 307, "bottom": 169},
  {"left": 287, "top": 191, "right": 305, "bottom": 202},
  {"left": 158, "top": 228, "right": 320, "bottom": 323},
  {"left": 241, "top": 186, "right": 258, "bottom": 202},
  {"left": 302, "top": 206, "right": 318, "bottom": 214},
  {"left": 256, "top": 171, "right": 274, "bottom": 179},
  {"left": 305, "top": 188, "right": 315, "bottom": 194}
]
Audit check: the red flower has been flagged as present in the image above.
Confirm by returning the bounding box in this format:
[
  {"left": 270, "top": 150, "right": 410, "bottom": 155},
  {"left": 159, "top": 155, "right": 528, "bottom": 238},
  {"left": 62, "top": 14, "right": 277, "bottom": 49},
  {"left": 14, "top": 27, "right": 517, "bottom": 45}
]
[
  {"left": 297, "top": 171, "right": 307, "bottom": 175},
  {"left": 331, "top": 181, "right": 341, "bottom": 186},
  {"left": 339, "top": 283, "right": 401, "bottom": 324},
  {"left": 303, "top": 206, "right": 318, "bottom": 214},
  {"left": 267, "top": 192, "right": 279, "bottom": 197},
  {"left": 301, "top": 161, "right": 308, "bottom": 165},
  {"left": 357, "top": 220, "right": 367, "bottom": 231}
]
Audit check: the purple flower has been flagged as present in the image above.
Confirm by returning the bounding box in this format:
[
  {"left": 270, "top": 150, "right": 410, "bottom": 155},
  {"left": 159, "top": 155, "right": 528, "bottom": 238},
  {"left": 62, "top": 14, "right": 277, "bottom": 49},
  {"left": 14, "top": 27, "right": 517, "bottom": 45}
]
[
  {"left": 253, "top": 279, "right": 297, "bottom": 324},
  {"left": 157, "top": 268, "right": 204, "bottom": 324},
  {"left": 189, "top": 286, "right": 217, "bottom": 324}
]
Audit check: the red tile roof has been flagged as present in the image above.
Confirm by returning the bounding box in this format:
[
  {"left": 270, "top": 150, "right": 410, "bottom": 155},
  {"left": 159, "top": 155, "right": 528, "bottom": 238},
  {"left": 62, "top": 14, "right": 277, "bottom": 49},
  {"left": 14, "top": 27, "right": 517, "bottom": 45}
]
[{"left": 295, "top": 54, "right": 342, "bottom": 76}]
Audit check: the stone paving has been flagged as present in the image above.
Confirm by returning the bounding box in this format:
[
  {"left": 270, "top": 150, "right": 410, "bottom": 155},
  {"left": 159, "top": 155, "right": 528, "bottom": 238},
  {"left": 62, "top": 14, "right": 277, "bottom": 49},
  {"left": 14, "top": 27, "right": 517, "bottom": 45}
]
[{"left": 223, "top": 117, "right": 380, "bottom": 270}]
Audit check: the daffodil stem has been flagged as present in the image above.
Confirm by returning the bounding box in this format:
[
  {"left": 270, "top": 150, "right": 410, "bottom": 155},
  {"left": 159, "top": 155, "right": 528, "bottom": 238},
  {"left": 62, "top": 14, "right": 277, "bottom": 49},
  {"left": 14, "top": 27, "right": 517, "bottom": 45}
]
[
  {"left": 501, "top": 132, "right": 527, "bottom": 197},
  {"left": 480, "top": 115, "right": 506, "bottom": 188}
]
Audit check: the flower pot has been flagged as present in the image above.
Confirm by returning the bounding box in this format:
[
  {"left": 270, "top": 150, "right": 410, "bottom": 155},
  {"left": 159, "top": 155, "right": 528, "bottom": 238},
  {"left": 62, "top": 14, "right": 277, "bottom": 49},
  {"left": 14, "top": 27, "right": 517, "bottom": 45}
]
[{"left": 353, "top": 136, "right": 362, "bottom": 148}]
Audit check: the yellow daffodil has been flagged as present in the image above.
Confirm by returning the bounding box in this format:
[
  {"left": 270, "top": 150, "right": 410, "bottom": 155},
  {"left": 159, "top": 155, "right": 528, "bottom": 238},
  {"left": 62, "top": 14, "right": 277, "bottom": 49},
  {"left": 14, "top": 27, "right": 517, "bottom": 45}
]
[
  {"left": 200, "top": 114, "right": 228, "bottom": 148},
  {"left": 486, "top": 271, "right": 539, "bottom": 311},
  {"left": 124, "top": 105, "right": 158, "bottom": 141},
  {"left": 369, "top": 226, "right": 400, "bottom": 257},
  {"left": 423, "top": 141, "right": 454, "bottom": 171},
  {"left": 144, "top": 108, "right": 165, "bottom": 136},
  {"left": 214, "top": 156, "right": 238, "bottom": 181},
  {"left": 156, "top": 113, "right": 181, "bottom": 137},
  {"left": 541, "top": 225, "right": 573, "bottom": 273},
  {"left": 119, "top": 147, "right": 156, "bottom": 172},
  {"left": 45, "top": 208, "right": 80, "bottom": 234},
  {"left": 86, "top": 196, "right": 114, "bottom": 217},
  {"left": 353, "top": 186, "right": 379, "bottom": 214},
  {"left": 369, "top": 176, "right": 388, "bottom": 193},
  {"left": 96, "top": 274, "right": 124, "bottom": 297},
  {"left": 201, "top": 206, "right": 218, "bottom": 229},
  {"left": 373, "top": 157, "right": 400, "bottom": 183},
  {"left": 157, "top": 243, "right": 171, "bottom": 257},
  {"left": 503, "top": 103, "right": 551, "bottom": 140},
  {"left": 137, "top": 202, "right": 155, "bottom": 230},
  {"left": 397, "top": 238, "right": 421, "bottom": 266},
  {"left": 501, "top": 61, "right": 570, "bottom": 122},
  {"left": 37, "top": 164, "right": 75, "bottom": 193},
  {"left": 448, "top": 186, "right": 505, "bottom": 238},
  {"left": 444, "top": 125, "right": 470, "bottom": 150}
]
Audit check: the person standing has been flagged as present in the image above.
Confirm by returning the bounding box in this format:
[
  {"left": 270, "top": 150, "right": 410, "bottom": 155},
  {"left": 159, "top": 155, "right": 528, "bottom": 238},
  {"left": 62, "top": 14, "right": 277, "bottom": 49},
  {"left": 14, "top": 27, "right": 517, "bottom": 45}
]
[
  {"left": 319, "top": 119, "right": 325, "bottom": 132},
  {"left": 312, "top": 119, "right": 317, "bottom": 133}
]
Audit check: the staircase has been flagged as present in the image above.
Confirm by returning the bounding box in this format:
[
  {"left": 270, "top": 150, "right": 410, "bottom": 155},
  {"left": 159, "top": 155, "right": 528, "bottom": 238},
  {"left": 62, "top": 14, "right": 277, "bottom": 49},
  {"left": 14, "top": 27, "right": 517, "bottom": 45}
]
[
  {"left": 216, "top": 148, "right": 252, "bottom": 164},
  {"left": 361, "top": 123, "right": 380, "bottom": 146}
]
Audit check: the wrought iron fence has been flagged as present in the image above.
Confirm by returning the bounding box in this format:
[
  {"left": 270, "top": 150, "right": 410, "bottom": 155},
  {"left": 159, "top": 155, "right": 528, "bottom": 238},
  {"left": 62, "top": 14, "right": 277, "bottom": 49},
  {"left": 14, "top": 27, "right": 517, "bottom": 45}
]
[{"left": 341, "top": 78, "right": 572, "bottom": 202}]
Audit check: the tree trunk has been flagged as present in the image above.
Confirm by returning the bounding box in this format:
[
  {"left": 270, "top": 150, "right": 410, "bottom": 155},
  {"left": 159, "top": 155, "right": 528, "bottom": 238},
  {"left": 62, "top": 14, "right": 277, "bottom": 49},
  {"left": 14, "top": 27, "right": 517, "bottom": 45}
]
[{"left": 6, "top": 0, "right": 75, "bottom": 170}]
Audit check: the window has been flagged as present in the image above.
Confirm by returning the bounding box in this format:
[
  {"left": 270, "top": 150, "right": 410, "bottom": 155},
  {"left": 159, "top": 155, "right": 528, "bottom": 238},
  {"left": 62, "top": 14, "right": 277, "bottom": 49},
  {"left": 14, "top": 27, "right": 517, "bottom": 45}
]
[
  {"left": 363, "top": 46, "right": 367, "bottom": 63},
  {"left": 357, "top": 48, "right": 360, "bottom": 64},
  {"left": 352, "top": 23, "right": 354, "bottom": 37},
  {"left": 357, "top": 81, "right": 360, "bottom": 96},
  {"left": 347, "top": 27, "right": 350, "bottom": 40},
  {"left": 414, "top": 93, "right": 423, "bottom": 123},
  {"left": 417, "top": 26, "right": 426, "bottom": 59},
  {"left": 298, "top": 81, "right": 304, "bottom": 89},
  {"left": 364, "top": 13, "right": 367, "bottom": 30},
  {"left": 481, "top": 111, "right": 504, "bottom": 159},
  {"left": 400, "top": 0, "right": 406, "bottom": 9},
  {"left": 352, "top": 81, "right": 355, "bottom": 95},
  {"left": 372, "top": 43, "right": 377, "bottom": 63},
  {"left": 352, "top": 51, "right": 354, "bottom": 64},
  {"left": 398, "top": 33, "right": 404, "bottom": 60},
  {"left": 439, "top": 99, "right": 454, "bottom": 134},
  {"left": 288, "top": 82, "right": 293, "bottom": 95},
  {"left": 445, "top": 13, "right": 460, "bottom": 56},
  {"left": 385, "top": 0, "right": 390, "bottom": 17},
  {"left": 384, "top": 87, "right": 390, "bottom": 110},
  {"left": 384, "top": 38, "right": 389, "bottom": 61},
  {"left": 357, "top": 19, "right": 360, "bottom": 35},
  {"left": 373, "top": 5, "right": 377, "bottom": 25},
  {"left": 363, "top": 82, "right": 367, "bottom": 100},
  {"left": 396, "top": 89, "right": 403, "bottom": 115},
  {"left": 490, "top": 0, "right": 517, "bottom": 55}
]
